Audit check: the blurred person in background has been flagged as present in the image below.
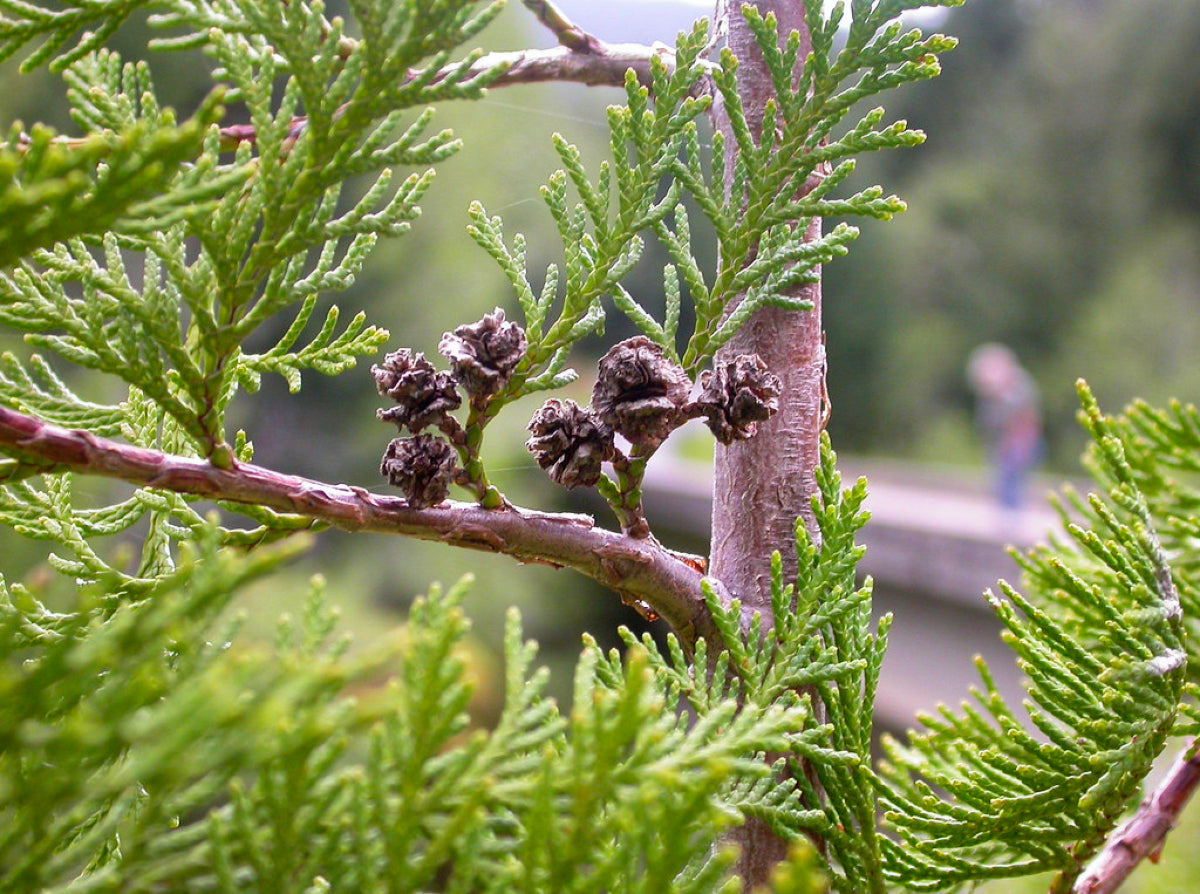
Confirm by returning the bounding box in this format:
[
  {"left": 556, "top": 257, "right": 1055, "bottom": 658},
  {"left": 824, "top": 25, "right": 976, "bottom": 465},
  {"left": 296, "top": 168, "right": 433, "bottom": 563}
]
[{"left": 967, "top": 343, "right": 1043, "bottom": 518}]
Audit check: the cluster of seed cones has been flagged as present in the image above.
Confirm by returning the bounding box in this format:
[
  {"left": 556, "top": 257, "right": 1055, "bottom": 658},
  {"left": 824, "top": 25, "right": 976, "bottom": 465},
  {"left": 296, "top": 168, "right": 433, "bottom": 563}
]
[
  {"left": 373, "top": 310, "right": 781, "bottom": 510},
  {"left": 527, "top": 337, "right": 781, "bottom": 489},
  {"left": 372, "top": 308, "right": 525, "bottom": 508}
]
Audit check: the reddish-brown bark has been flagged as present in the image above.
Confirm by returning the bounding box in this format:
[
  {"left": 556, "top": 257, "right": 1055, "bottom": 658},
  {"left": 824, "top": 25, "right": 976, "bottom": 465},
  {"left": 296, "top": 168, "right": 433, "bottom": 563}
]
[
  {"left": 706, "top": 1, "right": 824, "bottom": 884},
  {"left": 1075, "top": 739, "right": 1200, "bottom": 894}
]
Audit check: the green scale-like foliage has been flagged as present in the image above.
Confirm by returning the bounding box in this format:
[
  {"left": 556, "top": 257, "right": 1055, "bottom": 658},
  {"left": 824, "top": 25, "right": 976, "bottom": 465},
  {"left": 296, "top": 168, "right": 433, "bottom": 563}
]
[
  {"left": 0, "top": 106, "right": 223, "bottom": 269},
  {"left": 0, "top": 1, "right": 507, "bottom": 587},
  {"left": 672, "top": 435, "right": 894, "bottom": 894},
  {"left": 0, "top": 534, "right": 831, "bottom": 892},
  {"left": 0, "top": 0, "right": 1197, "bottom": 891},
  {"left": 1079, "top": 394, "right": 1200, "bottom": 692},
  {"left": 0, "top": 430, "right": 893, "bottom": 892},
  {"left": 877, "top": 385, "right": 1188, "bottom": 891},
  {"left": 471, "top": 1, "right": 959, "bottom": 382},
  {"left": 1, "top": 390, "right": 1194, "bottom": 892}
]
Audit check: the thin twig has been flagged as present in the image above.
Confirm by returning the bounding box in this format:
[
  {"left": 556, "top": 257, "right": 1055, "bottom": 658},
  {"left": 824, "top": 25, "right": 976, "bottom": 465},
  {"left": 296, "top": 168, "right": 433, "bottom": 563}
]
[
  {"left": 1075, "top": 738, "right": 1200, "bottom": 893},
  {"left": 521, "top": 0, "right": 605, "bottom": 54},
  {"left": 213, "top": 42, "right": 686, "bottom": 152},
  {"left": 450, "top": 42, "right": 677, "bottom": 89},
  {"left": 0, "top": 405, "right": 725, "bottom": 648},
  {"left": 10, "top": 43, "right": 676, "bottom": 156}
]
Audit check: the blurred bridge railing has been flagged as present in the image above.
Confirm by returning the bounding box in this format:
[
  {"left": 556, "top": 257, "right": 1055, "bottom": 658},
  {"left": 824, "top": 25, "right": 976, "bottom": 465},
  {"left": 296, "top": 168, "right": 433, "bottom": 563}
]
[{"left": 640, "top": 448, "right": 1071, "bottom": 732}]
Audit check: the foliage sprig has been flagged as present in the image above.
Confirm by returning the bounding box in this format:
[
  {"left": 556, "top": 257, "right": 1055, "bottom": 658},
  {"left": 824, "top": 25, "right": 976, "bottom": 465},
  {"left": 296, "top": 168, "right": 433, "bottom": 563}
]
[
  {"left": 877, "top": 383, "right": 1187, "bottom": 891},
  {"left": 0, "top": 2, "right": 511, "bottom": 589},
  {"left": 0, "top": 544, "right": 829, "bottom": 891}
]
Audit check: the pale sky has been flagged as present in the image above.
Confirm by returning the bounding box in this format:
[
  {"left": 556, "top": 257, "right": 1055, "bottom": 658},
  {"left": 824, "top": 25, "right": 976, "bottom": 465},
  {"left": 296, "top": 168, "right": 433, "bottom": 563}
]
[
  {"left": 599, "top": 0, "right": 950, "bottom": 24},
  {"left": 637, "top": 0, "right": 947, "bottom": 11},
  {"left": 554, "top": 1, "right": 951, "bottom": 44},
  {"left": 667, "top": 0, "right": 952, "bottom": 22}
]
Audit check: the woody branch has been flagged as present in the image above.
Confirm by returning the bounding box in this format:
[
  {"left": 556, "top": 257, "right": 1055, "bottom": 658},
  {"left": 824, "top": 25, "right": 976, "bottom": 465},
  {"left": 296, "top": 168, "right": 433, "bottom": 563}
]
[
  {"left": 0, "top": 404, "right": 726, "bottom": 647},
  {"left": 1075, "top": 738, "right": 1200, "bottom": 894},
  {"left": 520, "top": 0, "right": 605, "bottom": 54}
]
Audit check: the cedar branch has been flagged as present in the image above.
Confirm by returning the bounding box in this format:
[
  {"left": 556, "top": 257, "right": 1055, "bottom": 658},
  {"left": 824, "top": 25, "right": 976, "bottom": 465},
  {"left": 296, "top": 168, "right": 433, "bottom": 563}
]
[
  {"left": 0, "top": 405, "right": 726, "bottom": 647},
  {"left": 416, "top": 41, "right": 683, "bottom": 90}
]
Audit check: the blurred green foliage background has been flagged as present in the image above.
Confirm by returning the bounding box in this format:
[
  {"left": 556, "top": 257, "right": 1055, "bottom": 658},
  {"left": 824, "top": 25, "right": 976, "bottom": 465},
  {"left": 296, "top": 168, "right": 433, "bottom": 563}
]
[{"left": 823, "top": 0, "right": 1200, "bottom": 470}]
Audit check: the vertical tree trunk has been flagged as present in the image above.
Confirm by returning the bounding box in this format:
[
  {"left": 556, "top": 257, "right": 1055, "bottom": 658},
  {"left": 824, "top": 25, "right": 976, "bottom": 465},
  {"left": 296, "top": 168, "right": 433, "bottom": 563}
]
[{"left": 708, "top": 1, "right": 824, "bottom": 885}]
